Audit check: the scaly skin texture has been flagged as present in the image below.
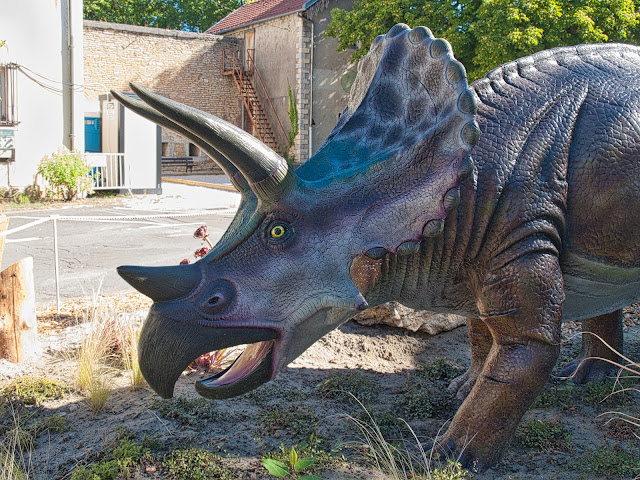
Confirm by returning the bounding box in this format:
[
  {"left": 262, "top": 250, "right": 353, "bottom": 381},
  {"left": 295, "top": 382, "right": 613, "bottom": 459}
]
[{"left": 116, "top": 26, "right": 640, "bottom": 472}]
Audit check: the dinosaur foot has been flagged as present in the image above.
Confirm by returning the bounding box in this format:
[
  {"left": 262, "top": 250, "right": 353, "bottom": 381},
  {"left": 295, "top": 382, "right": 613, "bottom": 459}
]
[
  {"left": 423, "top": 435, "right": 491, "bottom": 473},
  {"left": 447, "top": 369, "right": 480, "bottom": 401},
  {"left": 559, "top": 358, "right": 620, "bottom": 384}
]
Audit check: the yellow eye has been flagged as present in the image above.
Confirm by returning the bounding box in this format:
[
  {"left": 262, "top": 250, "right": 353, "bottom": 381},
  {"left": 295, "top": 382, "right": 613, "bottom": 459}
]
[{"left": 270, "top": 225, "right": 286, "bottom": 238}]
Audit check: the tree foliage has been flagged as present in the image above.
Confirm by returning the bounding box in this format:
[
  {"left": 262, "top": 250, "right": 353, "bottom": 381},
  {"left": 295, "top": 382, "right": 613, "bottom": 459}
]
[
  {"left": 83, "top": 0, "right": 244, "bottom": 33},
  {"left": 326, "top": 0, "right": 640, "bottom": 81}
]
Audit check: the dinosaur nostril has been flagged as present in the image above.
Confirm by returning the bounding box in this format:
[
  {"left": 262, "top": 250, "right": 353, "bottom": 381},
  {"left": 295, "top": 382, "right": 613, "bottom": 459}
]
[{"left": 201, "top": 280, "right": 236, "bottom": 316}]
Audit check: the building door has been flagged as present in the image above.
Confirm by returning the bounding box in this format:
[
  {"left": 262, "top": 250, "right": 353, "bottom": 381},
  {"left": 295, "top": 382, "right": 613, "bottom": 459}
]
[{"left": 244, "top": 30, "right": 255, "bottom": 70}]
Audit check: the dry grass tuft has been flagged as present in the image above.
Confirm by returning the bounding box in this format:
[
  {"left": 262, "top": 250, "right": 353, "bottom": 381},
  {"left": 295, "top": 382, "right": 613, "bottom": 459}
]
[
  {"left": 344, "top": 396, "right": 470, "bottom": 480},
  {"left": 75, "top": 289, "right": 146, "bottom": 412}
]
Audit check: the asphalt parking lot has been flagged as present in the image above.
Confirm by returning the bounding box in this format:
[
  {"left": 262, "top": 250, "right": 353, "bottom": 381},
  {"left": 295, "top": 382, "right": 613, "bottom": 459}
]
[{"left": 1, "top": 179, "right": 240, "bottom": 305}]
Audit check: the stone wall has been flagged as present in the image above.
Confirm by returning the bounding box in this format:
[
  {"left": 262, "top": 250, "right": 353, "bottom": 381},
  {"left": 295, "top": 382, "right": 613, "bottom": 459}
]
[{"left": 83, "top": 21, "right": 243, "bottom": 167}]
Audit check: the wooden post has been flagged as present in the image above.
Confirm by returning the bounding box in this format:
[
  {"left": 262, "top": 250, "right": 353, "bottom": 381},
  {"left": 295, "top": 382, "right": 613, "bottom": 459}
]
[
  {"left": 0, "top": 214, "right": 8, "bottom": 266},
  {"left": 0, "top": 257, "right": 37, "bottom": 363}
]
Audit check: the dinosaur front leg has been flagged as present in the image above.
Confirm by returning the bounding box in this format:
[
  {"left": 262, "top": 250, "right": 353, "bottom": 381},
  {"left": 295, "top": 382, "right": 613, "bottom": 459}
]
[
  {"left": 448, "top": 318, "right": 492, "bottom": 400},
  {"left": 437, "top": 253, "right": 563, "bottom": 471},
  {"left": 559, "top": 310, "right": 623, "bottom": 383}
]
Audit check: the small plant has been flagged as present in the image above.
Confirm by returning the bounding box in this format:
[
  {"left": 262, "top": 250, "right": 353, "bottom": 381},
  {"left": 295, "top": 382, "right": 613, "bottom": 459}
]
[
  {"left": 117, "top": 319, "right": 145, "bottom": 389},
  {"left": 344, "top": 396, "right": 470, "bottom": 480},
  {"left": 262, "top": 445, "right": 321, "bottom": 479},
  {"left": 579, "top": 446, "right": 640, "bottom": 478},
  {"left": 76, "top": 309, "right": 116, "bottom": 412},
  {"left": 71, "top": 434, "right": 146, "bottom": 480},
  {"left": 263, "top": 437, "right": 340, "bottom": 480},
  {"left": 516, "top": 420, "right": 571, "bottom": 451},
  {"left": 283, "top": 83, "right": 299, "bottom": 163},
  {"left": 163, "top": 447, "right": 231, "bottom": 479},
  {"left": 149, "top": 397, "right": 219, "bottom": 427},
  {"left": 318, "top": 371, "right": 378, "bottom": 405},
  {"left": 258, "top": 406, "right": 319, "bottom": 441},
  {"left": 37, "top": 147, "right": 92, "bottom": 201},
  {"left": 1, "top": 376, "right": 69, "bottom": 405}
]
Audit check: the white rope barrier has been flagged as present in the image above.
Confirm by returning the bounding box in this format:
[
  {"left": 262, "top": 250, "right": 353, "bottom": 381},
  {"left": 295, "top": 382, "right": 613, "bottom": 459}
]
[{"left": 2, "top": 209, "right": 233, "bottom": 312}]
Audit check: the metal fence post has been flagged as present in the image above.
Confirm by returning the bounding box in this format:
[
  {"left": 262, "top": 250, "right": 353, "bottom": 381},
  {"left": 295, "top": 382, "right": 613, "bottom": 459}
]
[{"left": 52, "top": 215, "right": 61, "bottom": 313}]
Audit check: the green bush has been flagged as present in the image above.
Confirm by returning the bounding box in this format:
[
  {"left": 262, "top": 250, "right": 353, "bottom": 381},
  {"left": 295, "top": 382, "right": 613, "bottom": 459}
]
[{"left": 37, "top": 148, "right": 91, "bottom": 201}]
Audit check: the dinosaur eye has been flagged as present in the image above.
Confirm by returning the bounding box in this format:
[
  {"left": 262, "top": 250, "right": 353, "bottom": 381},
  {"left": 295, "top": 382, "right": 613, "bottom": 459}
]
[
  {"left": 263, "top": 218, "right": 295, "bottom": 249},
  {"left": 270, "top": 225, "right": 286, "bottom": 238}
]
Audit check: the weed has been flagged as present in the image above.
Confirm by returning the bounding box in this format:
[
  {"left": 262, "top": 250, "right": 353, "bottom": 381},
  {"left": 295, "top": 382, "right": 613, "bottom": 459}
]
[
  {"left": 318, "top": 371, "right": 378, "bottom": 405},
  {"left": 71, "top": 428, "right": 146, "bottom": 480},
  {"left": 257, "top": 406, "right": 319, "bottom": 441},
  {"left": 579, "top": 446, "right": 640, "bottom": 478},
  {"left": 0, "top": 404, "right": 35, "bottom": 480},
  {"left": 76, "top": 308, "right": 116, "bottom": 412},
  {"left": 533, "top": 379, "right": 629, "bottom": 409},
  {"left": 1, "top": 376, "right": 69, "bottom": 405},
  {"left": 118, "top": 320, "right": 145, "bottom": 389},
  {"left": 262, "top": 445, "right": 321, "bottom": 479},
  {"left": 163, "top": 447, "right": 231, "bottom": 479},
  {"left": 344, "top": 397, "right": 469, "bottom": 480},
  {"left": 141, "top": 433, "right": 165, "bottom": 451},
  {"left": 417, "top": 359, "right": 465, "bottom": 383},
  {"left": 30, "top": 413, "right": 71, "bottom": 437},
  {"left": 246, "top": 383, "right": 306, "bottom": 403},
  {"left": 150, "top": 396, "right": 219, "bottom": 427},
  {"left": 263, "top": 436, "right": 341, "bottom": 479},
  {"left": 402, "top": 359, "right": 462, "bottom": 420},
  {"left": 516, "top": 420, "right": 571, "bottom": 451}
]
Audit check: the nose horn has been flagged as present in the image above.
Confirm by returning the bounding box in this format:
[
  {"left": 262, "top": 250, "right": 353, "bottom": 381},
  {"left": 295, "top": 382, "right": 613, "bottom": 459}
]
[{"left": 117, "top": 264, "right": 201, "bottom": 302}]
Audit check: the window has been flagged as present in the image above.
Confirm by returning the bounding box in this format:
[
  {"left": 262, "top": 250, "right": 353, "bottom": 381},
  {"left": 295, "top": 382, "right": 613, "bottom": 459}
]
[
  {"left": 188, "top": 143, "right": 200, "bottom": 157},
  {"left": 0, "top": 63, "right": 18, "bottom": 126}
]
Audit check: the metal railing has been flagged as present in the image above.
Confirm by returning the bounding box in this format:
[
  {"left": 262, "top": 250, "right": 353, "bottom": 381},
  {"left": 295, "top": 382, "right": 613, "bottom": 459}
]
[
  {"left": 246, "top": 49, "right": 288, "bottom": 150},
  {"left": 85, "top": 153, "right": 129, "bottom": 190},
  {"left": 222, "top": 47, "right": 289, "bottom": 153}
]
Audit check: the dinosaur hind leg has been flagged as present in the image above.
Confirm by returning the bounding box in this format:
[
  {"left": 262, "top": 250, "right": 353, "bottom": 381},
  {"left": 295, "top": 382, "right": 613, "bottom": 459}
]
[
  {"left": 559, "top": 310, "right": 623, "bottom": 383},
  {"left": 448, "top": 318, "right": 492, "bottom": 401}
]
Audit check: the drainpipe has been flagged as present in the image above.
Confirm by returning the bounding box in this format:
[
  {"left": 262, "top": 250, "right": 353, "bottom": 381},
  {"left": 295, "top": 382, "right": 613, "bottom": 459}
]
[
  {"left": 68, "top": 0, "right": 75, "bottom": 151},
  {"left": 299, "top": 13, "right": 314, "bottom": 162}
]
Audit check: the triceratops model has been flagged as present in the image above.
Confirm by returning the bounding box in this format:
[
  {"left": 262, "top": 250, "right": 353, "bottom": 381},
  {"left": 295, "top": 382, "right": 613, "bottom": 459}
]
[{"left": 115, "top": 24, "right": 640, "bottom": 471}]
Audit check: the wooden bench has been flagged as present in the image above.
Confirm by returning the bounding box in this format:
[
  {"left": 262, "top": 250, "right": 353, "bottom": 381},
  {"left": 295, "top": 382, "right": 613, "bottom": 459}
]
[{"left": 162, "top": 157, "right": 194, "bottom": 173}]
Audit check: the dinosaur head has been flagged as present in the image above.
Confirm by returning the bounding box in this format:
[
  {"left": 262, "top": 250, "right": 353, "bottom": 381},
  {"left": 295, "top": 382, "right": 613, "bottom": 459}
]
[{"left": 115, "top": 24, "right": 479, "bottom": 399}]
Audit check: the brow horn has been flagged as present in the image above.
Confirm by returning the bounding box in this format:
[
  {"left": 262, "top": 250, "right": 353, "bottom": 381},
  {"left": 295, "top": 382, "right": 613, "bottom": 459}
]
[
  {"left": 110, "top": 90, "right": 251, "bottom": 194},
  {"left": 129, "top": 83, "right": 296, "bottom": 203}
]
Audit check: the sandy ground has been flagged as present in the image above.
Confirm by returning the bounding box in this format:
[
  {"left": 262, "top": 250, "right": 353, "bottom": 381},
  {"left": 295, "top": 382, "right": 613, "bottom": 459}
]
[{"left": 1, "top": 181, "right": 639, "bottom": 479}]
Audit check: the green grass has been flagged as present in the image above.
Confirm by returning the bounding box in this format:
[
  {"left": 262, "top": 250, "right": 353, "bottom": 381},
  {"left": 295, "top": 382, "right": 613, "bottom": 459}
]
[
  {"left": 318, "top": 371, "right": 378, "bottom": 405},
  {"left": 257, "top": 406, "right": 319, "bottom": 442},
  {"left": 71, "top": 427, "right": 146, "bottom": 480},
  {"left": 149, "top": 397, "right": 219, "bottom": 427},
  {"left": 164, "top": 448, "right": 231, "bottom": 479},
  {"left": 579, "top": 446, "right": 640, "bottom": 478},
  {"left": 1, "top": 377, "right": 69, "bottom": 406},
  {"left": 533, "top": 379, "right": 631, "bottom": 409},
  {"left": 516, "top": 420, "right": 571, "bottom": 452}
]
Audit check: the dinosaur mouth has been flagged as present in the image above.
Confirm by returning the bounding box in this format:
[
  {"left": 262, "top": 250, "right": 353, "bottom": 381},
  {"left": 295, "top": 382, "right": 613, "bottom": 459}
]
[
  {"left": 195, "top": 340, "right": 275, "bottom": 398},
  {"left": 137, "top": 309, "right": 278, "bottom": 399}
]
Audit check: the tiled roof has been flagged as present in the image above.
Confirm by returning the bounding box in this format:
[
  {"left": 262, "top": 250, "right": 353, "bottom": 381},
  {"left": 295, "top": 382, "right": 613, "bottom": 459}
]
[{"left": 206, "top": 0, "right": 308, "bottom": 34}]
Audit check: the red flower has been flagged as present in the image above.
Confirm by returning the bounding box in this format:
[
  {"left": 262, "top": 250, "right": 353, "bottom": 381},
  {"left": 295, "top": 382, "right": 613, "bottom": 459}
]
[
  {"left": 193, "top": 225, "right": 208, "bottom": 239},
  {"left": 194, "top": 247, "right": 209, "bottom": 258},
  {"left": 179, "top": 259, "right": 190, "bottom": 265}
]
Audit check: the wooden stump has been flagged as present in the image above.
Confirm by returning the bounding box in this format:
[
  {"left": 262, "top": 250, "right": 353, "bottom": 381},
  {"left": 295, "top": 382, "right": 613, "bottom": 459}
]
[
  {"left": 0, "top": 214, "right": 8, "bottom": 266},
  {"left": 0, "top": 257, "right": 37, "bottom": 363}
]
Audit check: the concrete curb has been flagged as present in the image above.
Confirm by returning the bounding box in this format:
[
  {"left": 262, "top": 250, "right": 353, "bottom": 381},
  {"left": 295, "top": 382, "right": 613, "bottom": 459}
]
[{"left": 162, "top": 177, "right": 238, "bottom": 192}]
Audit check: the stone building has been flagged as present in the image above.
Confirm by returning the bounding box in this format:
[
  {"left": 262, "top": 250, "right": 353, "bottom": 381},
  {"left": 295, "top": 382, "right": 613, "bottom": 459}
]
[
  {"left": 207, "top": 0, "right": 356, "bottom": 163},
  {"left": 83, "top": 21, "right": 243, "bottom": 167}
]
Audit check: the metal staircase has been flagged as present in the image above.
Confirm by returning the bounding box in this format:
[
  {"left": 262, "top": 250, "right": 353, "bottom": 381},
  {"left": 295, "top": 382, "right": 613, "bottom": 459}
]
[{"left": 223, "top": 48, "right": 287, "bottom": 154}]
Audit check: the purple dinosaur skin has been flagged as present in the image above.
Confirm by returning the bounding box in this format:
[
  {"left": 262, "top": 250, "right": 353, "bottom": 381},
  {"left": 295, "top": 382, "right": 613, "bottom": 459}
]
[{"left": 115, "top": 24, "right": 640, "bottom": 471}]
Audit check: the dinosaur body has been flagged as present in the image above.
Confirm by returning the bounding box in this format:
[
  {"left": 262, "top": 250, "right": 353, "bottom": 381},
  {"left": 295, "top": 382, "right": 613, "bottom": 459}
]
[{"left": 114, "top": 26, "right": 640, "bottom": 471}]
